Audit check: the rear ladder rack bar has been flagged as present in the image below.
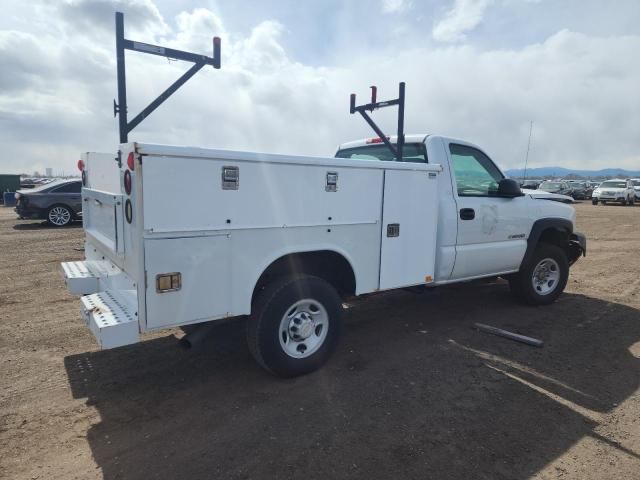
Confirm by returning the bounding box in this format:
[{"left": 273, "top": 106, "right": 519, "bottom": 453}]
[
  {"left": 349, "top": 82, "right": 406, "bottom": 162},
  {"left": 114, "top": 11, "right": 222, "bottom": 143}
]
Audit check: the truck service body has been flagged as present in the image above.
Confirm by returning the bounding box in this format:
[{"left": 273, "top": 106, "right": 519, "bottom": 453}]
[{"left": 62, "top": 135, "right": 586, "bottom": 376}]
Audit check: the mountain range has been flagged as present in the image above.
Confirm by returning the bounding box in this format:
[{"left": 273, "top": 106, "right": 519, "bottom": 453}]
[{"left": 505, "top": 166, "right": 640, "bottom": 178}]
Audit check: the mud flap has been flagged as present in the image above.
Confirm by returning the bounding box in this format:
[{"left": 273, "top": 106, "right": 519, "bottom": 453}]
[{"left": 568, "top": 232, "right": 586, "bottom": 266}]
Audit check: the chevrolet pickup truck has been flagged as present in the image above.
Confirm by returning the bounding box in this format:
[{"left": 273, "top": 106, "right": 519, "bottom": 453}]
[{"left": 61, "top": 136, "right": 586, "bottom": 377}]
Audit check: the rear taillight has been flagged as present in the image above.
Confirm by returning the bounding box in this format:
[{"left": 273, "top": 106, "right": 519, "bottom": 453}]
[
  {"left": 77, "top": 159, "right": 85, "bottom": 171},
  {"left": 124, "top": 170, "right": 132, "bottom": 195},
  {"left": 127, "top": 152, "right": 135, "bottom": 171}
]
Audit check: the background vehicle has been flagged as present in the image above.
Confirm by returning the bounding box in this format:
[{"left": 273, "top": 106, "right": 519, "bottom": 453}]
[
  {"left": 15, "top": 179, "right": 82, "bottom": 226},
  {"left": 591, "top": 179, "right": 635, "bottom": 205},
  {"left": 630, "top": 179, "right": 640, "bottom": 201},
  {"left": 538, "top": 181, "right": 574, "bottom": 197},
  {"left": 61, "top": 137, "right": 586, "bottom": 377},
  {"left": 520, "top": 179, "right": 542, "bottom": 190},
  {"left": 567, "top": 181, "right": 592, "bottom": 200}
]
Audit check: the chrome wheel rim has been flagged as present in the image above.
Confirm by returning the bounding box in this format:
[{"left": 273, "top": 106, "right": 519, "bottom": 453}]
[
  {"left": 49, "top": 207, "right": 71, "bottom": 226},
  {"left": 279, "top": 299, "right": 329, "bottom": 358},
  {"left": 531, "top": 258, "right": 560, "bottom": 295}
]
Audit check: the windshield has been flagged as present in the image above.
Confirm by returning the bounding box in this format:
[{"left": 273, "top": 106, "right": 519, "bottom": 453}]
[
  {"left": 540, "top": 182, "right": 562, "bottom": 191},
  {"left": 335, "top": 143, "right": 427, "bottom": 163},
  {"left": 631, "top": 180, "right": 640, "bottom": 187},
  {"left": 599, "top": 181, "right": 627, "bottom": 188}
]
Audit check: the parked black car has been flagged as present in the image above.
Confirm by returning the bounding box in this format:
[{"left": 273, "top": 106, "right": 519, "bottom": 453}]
[
  {"left": 538, "top": 181, "right": 574, "bottom": 197},
  {"left": 520, "top": 179, "right": 542, "bottom": 190},
  {"left": 567, "top": 181, "right": 592, "bottom": 200},
  {"left": 14, "top": 179, "right": 82, "bottom": 227}
]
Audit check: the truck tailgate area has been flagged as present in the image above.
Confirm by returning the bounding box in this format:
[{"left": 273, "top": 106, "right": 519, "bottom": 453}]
[
  {"left": 62, "top": 258, "right": 139, "bottom": 349},
  {"left": 80, "top": 289, "right": 138, "bottom": 349}
]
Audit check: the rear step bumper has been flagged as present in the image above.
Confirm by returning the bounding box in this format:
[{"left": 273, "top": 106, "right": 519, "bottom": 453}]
[
  {"left": 61, "top": 260, "right": 124, "bottom": 295},
  {"left": 62, "top": 260, "right": 140, "bottom": 349},
  {"left": 80, "top": 290, "right": 139, "bottom": 349}
]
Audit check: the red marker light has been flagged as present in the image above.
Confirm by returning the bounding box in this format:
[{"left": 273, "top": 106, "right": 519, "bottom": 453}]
[
  {"left": 366, "top": 137, "right": 388, "bottom": 144},
  {"left": 127, "top": 152, "right": 135, "bottom": 171},
  {"left": 77, "top": 159, "right": 85, "bottom": 171}
]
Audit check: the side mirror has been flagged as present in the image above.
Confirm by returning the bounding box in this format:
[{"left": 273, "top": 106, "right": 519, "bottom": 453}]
[{"left": 498, "top": 178, "right": 524, "bottom": 198}]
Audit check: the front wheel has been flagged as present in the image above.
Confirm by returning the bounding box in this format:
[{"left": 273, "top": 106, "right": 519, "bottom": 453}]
[
  {"left": 592, "top": 199, "right": 598, "bottom": 205},
  {"left": 509, "top": 243, "right": 569, "bottom": 306},
  {"left": 247, "top": 274, "right": 342, "bottom": 377},
  {"left": 47, "top": 205, "right": 73, "bottom": 227}
]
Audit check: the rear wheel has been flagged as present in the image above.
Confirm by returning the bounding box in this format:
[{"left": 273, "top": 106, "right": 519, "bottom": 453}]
[
  {"left": 47, "top": 205, "right": 73, "bottom": 227},
  {"left": 247, "top": 274, "right": 342, "bottom": 377},
  {"left": 509, "top": 243, "right": 569, "bottom": 306}
]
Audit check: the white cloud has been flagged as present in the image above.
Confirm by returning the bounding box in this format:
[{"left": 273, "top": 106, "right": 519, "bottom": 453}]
[
  {"left": 433, "top": 0, "right": 493, "bottom": 43},
  {"left": 0, "top": 1, "right": 639, "bottom": 176},
  {"left": 382, "top": 0, "right": 412, "bottom": 14}
]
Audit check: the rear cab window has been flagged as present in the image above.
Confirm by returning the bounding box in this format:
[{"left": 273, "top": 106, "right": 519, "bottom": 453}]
[{"left": 335, "top": 143, "right": 428, "bottom": 163}]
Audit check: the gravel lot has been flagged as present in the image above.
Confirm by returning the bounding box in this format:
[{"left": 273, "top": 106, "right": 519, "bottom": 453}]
[{"left": 1, "top": 203, "right": 639, "bottom": 480}]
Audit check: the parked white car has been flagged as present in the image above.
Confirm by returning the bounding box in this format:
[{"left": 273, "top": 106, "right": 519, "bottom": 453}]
[
  {"left": 591, "top": 179, "right": 636, "bottom": 205},
  {"left": 630, "top": 179, "right": 640, "bottom": 201}
]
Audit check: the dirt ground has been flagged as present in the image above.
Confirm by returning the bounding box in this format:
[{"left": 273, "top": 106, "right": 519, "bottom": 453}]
[{"left": 0, "top": 202, "right": 639, "bottom": 480}]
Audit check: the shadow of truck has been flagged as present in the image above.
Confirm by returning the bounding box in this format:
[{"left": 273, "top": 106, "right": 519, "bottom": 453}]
[{"left": 64, "top": 283, "right": 640, "bottom": 480}]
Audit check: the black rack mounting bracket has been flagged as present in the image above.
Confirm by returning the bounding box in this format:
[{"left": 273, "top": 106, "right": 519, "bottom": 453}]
[{"left": 114, "top": 11, "right": 222, "bottom": 143}]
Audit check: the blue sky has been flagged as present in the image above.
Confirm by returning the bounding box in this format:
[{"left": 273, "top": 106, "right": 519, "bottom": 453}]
[{"left": 1, "top": 0, "right": 639, "bottom": 175}]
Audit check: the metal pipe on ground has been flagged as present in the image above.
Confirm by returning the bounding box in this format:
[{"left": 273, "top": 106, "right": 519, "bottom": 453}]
[{"left": 474, "top": 323, "right": 544, "bottom": 348}]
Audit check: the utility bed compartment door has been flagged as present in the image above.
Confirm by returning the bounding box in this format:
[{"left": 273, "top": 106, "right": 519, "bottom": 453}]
[
  {"left": 144, "top": 235, "right": 231, "bottom": 329},
  {"left": 82, "top": 188, "right": 124, "bottom": 255},
  {"left": 379, "top": 170, "right": 438, "bottom": 290}
]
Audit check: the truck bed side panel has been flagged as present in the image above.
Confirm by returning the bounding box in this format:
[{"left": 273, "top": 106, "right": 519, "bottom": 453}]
[
  {"left": 144, "top": 235, "right": 231, "bottom": 328},
  {"left": 140, "top": 153, "right": 385, "bottom": 329},
  {"left": 379, "top": 169, "right": 439, "bottom": 289}
]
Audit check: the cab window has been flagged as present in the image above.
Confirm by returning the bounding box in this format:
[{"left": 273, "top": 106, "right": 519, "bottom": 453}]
[
  {"left": 335, "top": 143, "right": 427, "bottom": 163},
  {"left": 449, "top": 144, "right": 503, "bottom": 197}
]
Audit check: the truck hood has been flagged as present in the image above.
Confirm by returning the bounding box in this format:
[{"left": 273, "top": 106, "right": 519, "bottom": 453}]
[{"left": 522, "top": 188, "right": 574, "bottom": 204}]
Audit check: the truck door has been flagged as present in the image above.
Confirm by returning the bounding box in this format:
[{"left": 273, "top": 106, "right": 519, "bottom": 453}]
[{"left": 446, "top": 142, "right": 530, "bottom": 280}]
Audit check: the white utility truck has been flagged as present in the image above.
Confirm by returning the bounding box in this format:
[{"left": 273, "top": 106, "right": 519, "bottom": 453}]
[{"left": 61, "top": 135, "right": 586, "bottom": 377}]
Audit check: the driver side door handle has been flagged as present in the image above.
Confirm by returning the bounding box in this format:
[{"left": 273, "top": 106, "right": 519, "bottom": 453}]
[{"left": 460, "top": 208, "right": 475, "bottom": 220}]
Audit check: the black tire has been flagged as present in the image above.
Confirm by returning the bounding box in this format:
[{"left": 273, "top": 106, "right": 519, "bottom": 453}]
[
  {"left": 247, "top": 274, "right": 342, "bottom": 377},
  {"left": 591, "top": 199, "right": 598, "bottom": 205},
  {"left": 509, "top": 243, "right": 569, "bottom": 306},
  {"left": 47, "top": 204, "right": 74, "bottom": 227},
  {"left": 621, "top": 198, "right": 627, "bottom": 206}
]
